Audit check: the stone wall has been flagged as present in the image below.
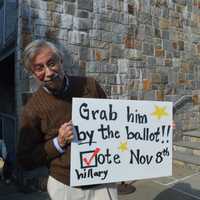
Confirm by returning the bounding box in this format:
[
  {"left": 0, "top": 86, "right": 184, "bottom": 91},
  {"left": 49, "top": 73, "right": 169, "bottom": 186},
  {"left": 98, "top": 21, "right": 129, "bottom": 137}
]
[{"left": 16, "top": 0, "right": 200, "bottom": 128}]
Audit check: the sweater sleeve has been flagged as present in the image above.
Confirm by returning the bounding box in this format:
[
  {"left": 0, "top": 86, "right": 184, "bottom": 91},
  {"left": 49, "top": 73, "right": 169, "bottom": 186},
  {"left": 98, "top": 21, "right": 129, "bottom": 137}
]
[{"left": 17, "top": 108, "right": 61, "bottom": 170}]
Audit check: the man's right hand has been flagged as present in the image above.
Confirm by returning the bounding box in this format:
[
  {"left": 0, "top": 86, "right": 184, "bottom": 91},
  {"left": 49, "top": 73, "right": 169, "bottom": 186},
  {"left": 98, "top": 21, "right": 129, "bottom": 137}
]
[{"left": 58, "top": 120, "right": 73, "bottom": 148}]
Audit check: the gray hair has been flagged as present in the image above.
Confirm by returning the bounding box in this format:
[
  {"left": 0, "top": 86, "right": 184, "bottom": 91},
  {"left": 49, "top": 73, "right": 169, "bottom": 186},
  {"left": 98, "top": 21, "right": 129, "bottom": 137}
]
[{"left": 23, "top": 39, "right": 63, "bottom": 71}]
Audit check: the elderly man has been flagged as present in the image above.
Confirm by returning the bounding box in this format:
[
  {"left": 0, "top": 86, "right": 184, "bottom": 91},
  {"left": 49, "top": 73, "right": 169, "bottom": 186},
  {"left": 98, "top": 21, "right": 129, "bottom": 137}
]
[{"left": 17, "top": 40, "right": 118, "bottom": 200}]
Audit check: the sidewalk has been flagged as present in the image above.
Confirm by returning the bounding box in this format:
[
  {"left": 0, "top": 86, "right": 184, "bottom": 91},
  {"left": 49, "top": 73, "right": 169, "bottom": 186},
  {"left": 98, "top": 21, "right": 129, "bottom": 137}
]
[
  {"left": 0, "top": 163, "right": 199, "bottom": 200},
  {"left": 0, "top": 181, "right": 49, "bottom": 200},
  {"left": 119, "top": 163, "right": 200, "bottom": 200}
]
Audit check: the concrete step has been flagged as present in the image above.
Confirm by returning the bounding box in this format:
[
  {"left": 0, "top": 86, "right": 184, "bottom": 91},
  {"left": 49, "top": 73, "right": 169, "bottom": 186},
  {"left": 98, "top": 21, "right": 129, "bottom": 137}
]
[
  {"left": 173, "top": 151, "right": 200, "bottom": 167},
  {"left": 174, "top": 141, "right": 200, "bottom": 156},
  {"left": 174, "top": 141, "right": 200, "bottom": 150},
  {"left": 182, "top": 130, "right": 200, "bottom": 137},
  {"left": 182, "top": 130, "right": 200, "bottom": 142}
]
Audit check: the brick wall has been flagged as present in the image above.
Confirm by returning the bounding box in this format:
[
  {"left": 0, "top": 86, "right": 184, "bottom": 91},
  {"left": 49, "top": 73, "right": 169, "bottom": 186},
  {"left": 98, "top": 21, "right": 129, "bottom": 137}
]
[{"left": 16, "top": 0, "right": 200, "bottom": 129}]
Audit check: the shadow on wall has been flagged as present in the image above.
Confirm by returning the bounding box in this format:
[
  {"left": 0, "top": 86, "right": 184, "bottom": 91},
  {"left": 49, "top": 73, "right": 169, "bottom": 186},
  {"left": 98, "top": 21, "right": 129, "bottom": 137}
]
[
  {"left": 56, "top": 40, "right": 82, "bottom": 76},
  {"left": 154, "top": 182, "right": 200, "bottom": 200},
  {"left": 43, "top": 36, "right": 83, "bottom": 75}
]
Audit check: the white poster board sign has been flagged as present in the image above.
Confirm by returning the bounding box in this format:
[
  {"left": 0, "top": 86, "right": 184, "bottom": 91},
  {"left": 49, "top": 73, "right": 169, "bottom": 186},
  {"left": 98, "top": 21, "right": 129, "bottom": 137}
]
[{"left": 70, "top": 98, "right": 173, "bottom": 186}]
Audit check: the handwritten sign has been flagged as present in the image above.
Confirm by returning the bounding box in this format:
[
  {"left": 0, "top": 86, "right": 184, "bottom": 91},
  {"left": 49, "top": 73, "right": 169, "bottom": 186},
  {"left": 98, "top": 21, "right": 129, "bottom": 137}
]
[{"left": 70, "top": 98, "right": 173, "bottom": 186}]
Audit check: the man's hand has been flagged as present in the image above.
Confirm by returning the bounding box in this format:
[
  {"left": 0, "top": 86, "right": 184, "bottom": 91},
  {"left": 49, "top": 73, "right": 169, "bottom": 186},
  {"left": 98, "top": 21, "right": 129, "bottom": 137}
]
[{"left": 58, "top": 120, "right": 73, "bottom": 148}]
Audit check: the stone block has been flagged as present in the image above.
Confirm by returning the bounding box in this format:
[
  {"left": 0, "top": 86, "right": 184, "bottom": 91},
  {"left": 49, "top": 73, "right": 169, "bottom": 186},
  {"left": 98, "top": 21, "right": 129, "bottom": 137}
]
[
  {"left": 147, "top": 56, "right": 156, "bottom": 66},
  {"left": 193, "top": 149, "right": 200, "bottom": 156},
  {"left": 60, "top": 14, "right": 73, "bottom": 29},
  {"left": 112, "top": 23, "right": 127, "bottom": 34},
  {"left": 117, "top": 59, "right": 129, "bottom": 73},
  {"left": 101, "top": 31, "right": 112, "bottom": 42},
  {"left": 93, "top": 0, "right": 106, "bottom": 14},
  {"left": 143, "top": 79, "right": 152, "bottom": 91},
  {"left": 123, "top": 35, "right": 142, "bottom": 49},
  {"left": 73, "top": 17, "right": 91, "bottom": 31},
  {"left": 68, "top": 31, "right": 89, "bottom": 46},
  {"left": 89, "top": 30, "right": 102, "bottom": 40},
  {"left": 165, "top": 59, "right": 172, "bottom": 66},
  {"left": 90, "top": 40, "right": 109, "bottom": 49},
  {"left": 93, "top": 19, "right": 112, "bottom": 31},
  {"left": 156, "top": 90, "right": 164, "bottom": 100},
  {"left": 155, "top": 48, "right": 165, "bottom": 57},
  {"left": 44, "top": 27, "right": 63, "bottom": 40},
  {"left": 152, "top": 73, "right": 161, "bottom": 84},
  {"left": 162, "top": 7, "right": 169, "bottom": 18},
  {"left": 77, "top": 0, "right": 93, "bottom": 11},
  {"left": 163, "top": 39, "right": 172, "bottom": 51},
  {"left": 156, "top": 57, "right": 165, "bottom": 66},
  {"left": 124, "top": 35, "right": 133, "bottom": 49},
  {"left": 172, "top": 0, "right": 186, "bottom": 6},
  {"left": 95, "top": 50, "right": 106, "bottom": 62},
  {"left": 106, "top": 74, "right": 117, "bottom": 84},
  {"left": 178, "top": 40, "right": 184, "bottom": 51},
  {"left": 79, "top": 47, "right": 90, "bottom": 60},
  {"left": 159, "top": 18, "right": 169, "bottom": 29},
  {"left": 64, "top": 2, "right": 76, "bottom": 15},
  {"left": 143, "top": 91, "right": 156, "bottom": 101},
  {"left": 111, "top": 85, "right": 120, "bottom": 95},
  {"left": 86, "top": 62, "right": 98, "bottom": 73},
  {"left": 181, "top": 63, "right": 191, "bottom": 73},
  {"left": 31, "top": 0, "right": 47, "bottom": 10},
  {"left": 52, "top": 0, "right": 64, "bottom": 3},
  {"left": 64, "top": 0, "right": 76, "bottom": 2},
  {"left": 145, "top": 25, "right": 153, "bottom": 38},
  {"left": 154, "top": 28, "right": 161, "bottom": 38},
  {"left": 161, "top": 30, "right": 169, "bottom": 40},
  {"left": 128, "top": 4, "right": 134, "bottom": 15},
  {"left": 77, "top": 10, "right": 89, "bottom": 18},
  {"left": 136, "top": 25, "right": 145, "bottom": 40},
  {"left": 112, "top": 34, "right": 123, "bottom": 44},
  {"left": 110, "top": 44, "right": 123, "bottom": 58},
  {"left": 104, "top": 64, "right": 118, "bottom": 73},
  {"left": 47, "top": 1, "right": 63, "bottom": 13},
  {"left": 138, "top": 12, "right": 152, "bottom": 25},
  {"left": 143, "top": 43, "right": 154, "bottom": 56},
  {"left": 192, "top": 95, "right": 200, "bottom": 105},
  {"left": 125, "top": 49, "right": 143, "bottom": 60}
]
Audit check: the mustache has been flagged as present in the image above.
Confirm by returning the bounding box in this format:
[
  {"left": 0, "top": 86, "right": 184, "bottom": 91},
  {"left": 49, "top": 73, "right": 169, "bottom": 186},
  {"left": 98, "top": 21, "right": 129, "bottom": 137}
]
[{"left": 44, "top": 73, "right": 60, "bottom": 83}]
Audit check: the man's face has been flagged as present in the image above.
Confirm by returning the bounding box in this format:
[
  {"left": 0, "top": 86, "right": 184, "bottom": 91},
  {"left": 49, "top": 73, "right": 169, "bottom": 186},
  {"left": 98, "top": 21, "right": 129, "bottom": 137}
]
[{"left": 31, "top": 47, "right": 64, "bottom": 92}]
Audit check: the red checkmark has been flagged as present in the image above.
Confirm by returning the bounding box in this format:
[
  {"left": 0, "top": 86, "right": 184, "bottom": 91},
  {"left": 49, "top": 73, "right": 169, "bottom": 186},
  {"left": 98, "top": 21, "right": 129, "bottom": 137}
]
[{"left": 83, "top": 147, "right": 101, "bottom": 166}]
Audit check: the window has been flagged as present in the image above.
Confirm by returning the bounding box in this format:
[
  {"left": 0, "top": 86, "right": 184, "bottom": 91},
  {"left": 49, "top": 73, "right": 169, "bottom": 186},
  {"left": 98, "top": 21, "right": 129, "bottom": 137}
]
[{"left": 0, "top": 0, "right": 3, "bottom": 9}]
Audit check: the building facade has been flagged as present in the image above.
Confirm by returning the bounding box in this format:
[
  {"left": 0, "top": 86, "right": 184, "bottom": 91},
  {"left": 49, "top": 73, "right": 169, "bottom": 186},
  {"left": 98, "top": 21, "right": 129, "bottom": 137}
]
[{"left": 0, "top": 0, "right": 200, "bottom": 166}]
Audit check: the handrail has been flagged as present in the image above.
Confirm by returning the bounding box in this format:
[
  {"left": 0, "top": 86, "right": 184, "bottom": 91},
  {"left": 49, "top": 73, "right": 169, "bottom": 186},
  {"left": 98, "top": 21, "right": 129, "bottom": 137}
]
[{"left": 173, "top": 95, "right": 193, "bottom": 113}]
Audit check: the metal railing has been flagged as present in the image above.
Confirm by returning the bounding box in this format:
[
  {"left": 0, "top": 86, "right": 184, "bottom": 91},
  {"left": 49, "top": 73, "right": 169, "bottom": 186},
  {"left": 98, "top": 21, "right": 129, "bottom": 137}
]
[
  {"left": 173, "top": 95, "right": 193, "bottom": 114},
  {"left": 0, "top": 112, "right": 17, "bottom": 162}
]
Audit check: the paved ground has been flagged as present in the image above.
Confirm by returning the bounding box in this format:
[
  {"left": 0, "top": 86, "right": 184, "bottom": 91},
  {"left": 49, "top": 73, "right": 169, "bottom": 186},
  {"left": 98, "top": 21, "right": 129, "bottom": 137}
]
[
  {"left": 0, "top": 163, "right": 200, "bottom": 200},
  {"left": 119, "top": 163, "right": 200, "bottom": 200}
]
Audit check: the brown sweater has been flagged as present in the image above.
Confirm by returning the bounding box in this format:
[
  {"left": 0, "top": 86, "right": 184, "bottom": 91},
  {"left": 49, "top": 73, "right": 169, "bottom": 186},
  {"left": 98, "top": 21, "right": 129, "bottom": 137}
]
[{"left": 17, "top": 76, "right": 106, "bottom": 185}]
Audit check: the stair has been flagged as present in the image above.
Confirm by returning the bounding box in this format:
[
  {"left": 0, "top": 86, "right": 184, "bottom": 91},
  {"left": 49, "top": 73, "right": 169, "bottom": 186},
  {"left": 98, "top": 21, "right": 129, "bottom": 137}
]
[
  {"left": 173, "top": 130, "right": 200, "bottom": 170},
  {"left": 173, "top": 151, "right": 200, "bottom": 165}
]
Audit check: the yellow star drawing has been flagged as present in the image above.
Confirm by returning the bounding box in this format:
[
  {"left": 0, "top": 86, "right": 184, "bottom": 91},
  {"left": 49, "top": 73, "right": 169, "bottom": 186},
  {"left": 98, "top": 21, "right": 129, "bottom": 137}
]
[
  {"left": 151, "top": 105, "right": 168, "bottom": 120},
  {"left": 118, "top": 141, "right": 128, "bottom": 152}
]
